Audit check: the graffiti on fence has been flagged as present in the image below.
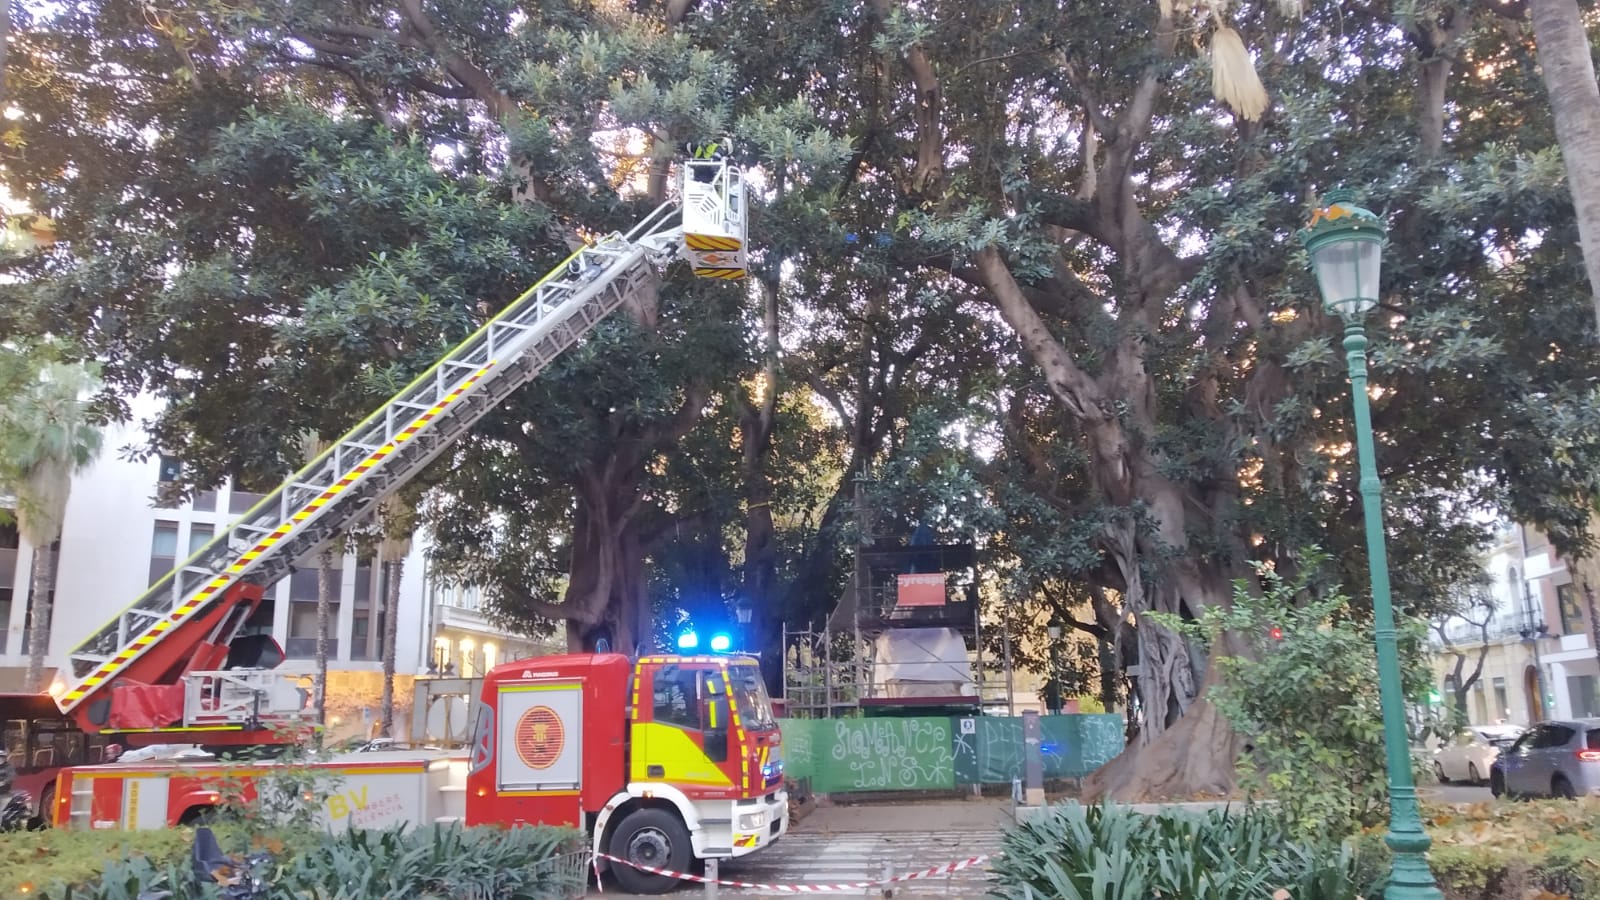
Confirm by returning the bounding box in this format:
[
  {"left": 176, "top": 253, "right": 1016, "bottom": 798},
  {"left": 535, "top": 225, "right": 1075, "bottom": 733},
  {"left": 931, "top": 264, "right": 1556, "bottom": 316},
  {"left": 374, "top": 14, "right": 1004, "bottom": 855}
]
[
  {"left": 779, "top": 713, "right": 1124, "bottom": 792},
  {"left": 825, "top": 717, "right": 955, "bottom": 791}
]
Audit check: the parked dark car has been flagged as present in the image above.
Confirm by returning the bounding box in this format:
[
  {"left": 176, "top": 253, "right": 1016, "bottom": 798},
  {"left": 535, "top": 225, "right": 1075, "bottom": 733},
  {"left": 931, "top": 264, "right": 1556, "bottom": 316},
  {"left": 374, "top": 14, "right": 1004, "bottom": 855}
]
[{"left": 1489, "top": 718, "right": 1600, "bottom": 799}]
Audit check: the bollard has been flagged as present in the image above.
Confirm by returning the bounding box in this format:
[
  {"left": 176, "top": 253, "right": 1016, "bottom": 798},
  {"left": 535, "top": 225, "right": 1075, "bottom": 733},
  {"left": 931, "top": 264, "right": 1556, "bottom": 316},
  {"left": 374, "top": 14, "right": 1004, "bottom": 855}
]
[
  {"left": 704, "top": 857, "right": 719, "bottom": 899},
  {"left": 882, "top": 860, "right": 895, "bottom": 898},
  {"left": 1021, "top": 710, "right": 1045, "bottom": 806}
]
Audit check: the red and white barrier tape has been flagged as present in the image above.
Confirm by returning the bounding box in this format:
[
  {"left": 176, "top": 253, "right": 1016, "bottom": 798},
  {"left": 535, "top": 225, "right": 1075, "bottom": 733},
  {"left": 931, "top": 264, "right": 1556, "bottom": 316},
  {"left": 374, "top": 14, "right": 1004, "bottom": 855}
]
[{"left": 593, "top": 849, "right": 993, "bottom": 893}]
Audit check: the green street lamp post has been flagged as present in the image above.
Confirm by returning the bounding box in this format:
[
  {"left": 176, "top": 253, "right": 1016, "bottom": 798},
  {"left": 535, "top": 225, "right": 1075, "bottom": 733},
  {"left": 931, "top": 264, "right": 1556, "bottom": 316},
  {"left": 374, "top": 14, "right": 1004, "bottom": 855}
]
[{"left": 1298, "top": 189, "right": 1442, "bottom": 900}]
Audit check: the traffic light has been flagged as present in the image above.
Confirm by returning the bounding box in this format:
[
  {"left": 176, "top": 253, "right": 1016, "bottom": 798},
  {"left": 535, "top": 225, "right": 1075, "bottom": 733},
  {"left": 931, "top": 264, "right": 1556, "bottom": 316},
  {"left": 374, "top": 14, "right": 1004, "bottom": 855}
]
[{"left": 1268, "top": 625, "right": 1283, "bottom": 640}]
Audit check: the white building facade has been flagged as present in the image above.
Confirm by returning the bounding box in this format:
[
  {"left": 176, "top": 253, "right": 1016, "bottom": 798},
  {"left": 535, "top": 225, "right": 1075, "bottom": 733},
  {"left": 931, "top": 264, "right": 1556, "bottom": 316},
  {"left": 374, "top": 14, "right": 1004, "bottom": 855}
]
[
  {"left": 0, "top": 397, "right": 554, "bottom": 718},
  {"left": 1432, "top": 519, "right": 1600, "bottom": 726}
]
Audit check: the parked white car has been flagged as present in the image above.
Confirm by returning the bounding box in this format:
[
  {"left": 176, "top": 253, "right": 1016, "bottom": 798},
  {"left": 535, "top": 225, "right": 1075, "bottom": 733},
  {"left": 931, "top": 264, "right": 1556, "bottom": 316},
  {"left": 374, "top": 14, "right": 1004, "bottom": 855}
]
[{"left": 1434, "top": 725, "right": 1524, "bottom": 785}]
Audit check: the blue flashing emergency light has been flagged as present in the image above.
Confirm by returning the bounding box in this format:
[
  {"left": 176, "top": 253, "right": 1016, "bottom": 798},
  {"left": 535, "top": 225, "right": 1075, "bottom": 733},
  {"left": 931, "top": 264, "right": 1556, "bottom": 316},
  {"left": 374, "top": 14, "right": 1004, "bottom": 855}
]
[
  {"left": 677, "top": 631, "right": 699, "bottom": 650},
  {"left": 709, "top": 633, "right": 732, "bottom": 652}
]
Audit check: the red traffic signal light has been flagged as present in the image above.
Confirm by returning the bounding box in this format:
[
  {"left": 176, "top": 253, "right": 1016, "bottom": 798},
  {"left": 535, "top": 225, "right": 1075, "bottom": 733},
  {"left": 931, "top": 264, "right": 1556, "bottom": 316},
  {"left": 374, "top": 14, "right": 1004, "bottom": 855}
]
[{"left": 1268, "top": 626, "right": 1283, "bottom": 640}]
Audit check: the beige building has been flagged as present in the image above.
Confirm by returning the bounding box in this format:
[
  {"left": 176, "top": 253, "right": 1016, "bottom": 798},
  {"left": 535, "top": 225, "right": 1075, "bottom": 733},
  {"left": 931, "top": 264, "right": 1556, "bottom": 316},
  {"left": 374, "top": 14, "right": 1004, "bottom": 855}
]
[{"left": 1430, "top": 518, "right": 1600, "bottom": 726}]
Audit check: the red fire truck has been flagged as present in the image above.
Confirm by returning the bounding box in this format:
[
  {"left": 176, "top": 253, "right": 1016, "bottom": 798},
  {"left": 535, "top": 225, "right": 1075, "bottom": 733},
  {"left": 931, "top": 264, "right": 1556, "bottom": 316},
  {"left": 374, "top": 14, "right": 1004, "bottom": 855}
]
[{"left": 54, "top": 651, "right": 786, "bottom": 894}]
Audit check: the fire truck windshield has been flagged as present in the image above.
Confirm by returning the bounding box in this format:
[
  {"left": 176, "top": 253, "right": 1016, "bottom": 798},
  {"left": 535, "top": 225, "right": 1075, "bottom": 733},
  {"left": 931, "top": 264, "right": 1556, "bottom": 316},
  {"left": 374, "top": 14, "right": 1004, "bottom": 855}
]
[{"left": 727, "top": 663, "right": 776, "bottom": 729}]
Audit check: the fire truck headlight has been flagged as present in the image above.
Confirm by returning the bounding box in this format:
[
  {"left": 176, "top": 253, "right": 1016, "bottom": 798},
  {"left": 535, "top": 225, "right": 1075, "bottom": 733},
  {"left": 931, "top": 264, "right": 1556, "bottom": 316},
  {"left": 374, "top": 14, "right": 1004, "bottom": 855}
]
[{"left": 737, "top": 811, "right": 769, "bottom": 831}]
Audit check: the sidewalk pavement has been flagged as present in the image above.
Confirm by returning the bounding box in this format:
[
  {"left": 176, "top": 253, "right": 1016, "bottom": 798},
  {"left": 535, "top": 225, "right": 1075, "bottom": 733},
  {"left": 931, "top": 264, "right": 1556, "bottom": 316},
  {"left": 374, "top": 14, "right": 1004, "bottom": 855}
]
[{"left": 796, "top": 797, "right": 1014, "bottom": 833}]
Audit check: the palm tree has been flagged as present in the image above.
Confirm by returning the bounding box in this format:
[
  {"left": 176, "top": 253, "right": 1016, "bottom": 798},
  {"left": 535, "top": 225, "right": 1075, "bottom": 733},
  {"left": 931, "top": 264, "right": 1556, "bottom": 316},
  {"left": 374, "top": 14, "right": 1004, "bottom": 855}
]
[
  {"left": 0, "top": 353, "right": 103, "bottom": 691},
  {"left": 377, "top": 491, "right": 418, "bottom": 738},
  {"left": 299, "top": 432, "right": 339, "bottom": 729},
  {"left": 1527, "top": 0, "right": 1600, "bottom": 333}
]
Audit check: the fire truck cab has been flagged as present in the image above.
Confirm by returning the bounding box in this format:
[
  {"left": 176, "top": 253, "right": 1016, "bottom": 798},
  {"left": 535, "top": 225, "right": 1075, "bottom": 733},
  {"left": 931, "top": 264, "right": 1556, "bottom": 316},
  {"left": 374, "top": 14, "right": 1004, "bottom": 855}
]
[{"left": 467, "top": 652, "right": 786, "bottom": 894}]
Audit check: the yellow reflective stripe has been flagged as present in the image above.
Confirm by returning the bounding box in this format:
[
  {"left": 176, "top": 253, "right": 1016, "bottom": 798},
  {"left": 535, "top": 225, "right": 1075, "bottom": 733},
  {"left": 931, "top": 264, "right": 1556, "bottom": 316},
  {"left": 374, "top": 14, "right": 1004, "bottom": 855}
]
[{"left": 685, "top": 234, "right": 741, "bottom": 251}]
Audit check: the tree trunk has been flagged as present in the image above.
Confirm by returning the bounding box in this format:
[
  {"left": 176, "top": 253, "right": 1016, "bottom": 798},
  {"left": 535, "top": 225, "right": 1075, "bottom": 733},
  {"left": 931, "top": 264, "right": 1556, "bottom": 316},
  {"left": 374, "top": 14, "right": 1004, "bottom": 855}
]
[
  {"left": 23, "top": 543, "right": 55, "bottom": 691},
  {"left": 314, "top": 545, "right": 334, "bottom": 727},
  {"left": 561, "top": 492, "right": 651, "bottom": 655},
  {"left": 740, "top": 271, "right": 781, "bottom": 663},
  {"left": 1529, "top": 0, "right": 1600, "bottom": 332},
  {"left": 379, "top": 556, "right": 402, "bottom": 738}
]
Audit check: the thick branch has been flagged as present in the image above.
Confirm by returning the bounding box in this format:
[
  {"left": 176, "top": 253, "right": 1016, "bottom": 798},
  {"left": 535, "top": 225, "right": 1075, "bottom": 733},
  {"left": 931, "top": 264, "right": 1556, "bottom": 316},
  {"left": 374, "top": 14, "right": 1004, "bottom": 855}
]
[
  {"left": 397, "top": 0, "right": 518, "bottom": 121},
  {"left": 501, "top": 585, "right": 593, "bottom": 624},
  {"left": 974, "top": 247, "right": 1106, "bottom": 424},
  {"left": 869, "top": 0, "right": 945, "bottom": 194}
]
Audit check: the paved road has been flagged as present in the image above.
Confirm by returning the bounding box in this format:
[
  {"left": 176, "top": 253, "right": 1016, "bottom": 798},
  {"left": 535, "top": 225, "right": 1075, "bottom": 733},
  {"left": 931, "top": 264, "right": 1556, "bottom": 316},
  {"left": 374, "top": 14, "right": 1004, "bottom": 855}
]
[
  {"left": 1426, "top": 783, "right": 1495, "bottom": 805},
  {"left": 596, "top": 800, "right": 1010, "bottom": 898},
  {"left": 689, "top": 829, "right": 1005, "bottom": 897}
]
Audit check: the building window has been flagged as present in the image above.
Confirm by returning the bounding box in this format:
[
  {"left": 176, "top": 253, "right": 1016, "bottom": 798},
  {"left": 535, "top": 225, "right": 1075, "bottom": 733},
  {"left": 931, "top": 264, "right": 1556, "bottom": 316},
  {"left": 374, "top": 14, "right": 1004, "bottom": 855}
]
[
  {"left": 0, "top": 587, "right": 11, "bottom": 655},
  {"left": 228, "top": 490, "right": 267, "bottom": 515},
  {"left": 157, "top": 455, "right": 181, "bottom": 482},
  {"left": 188, "top": 525, "right": 215, "bottom": 557},
  {"left": 1558, "top": 583, "right": 1584, "bottom": 636},
  {"left": 0, "top": 519, "right": 17, "bottom": 655},
  {"left": 1493, "top": 677, "right": 1509, "bottom": 723},
  {"left": 149, "top": 522, "right": 179, "bottom": 586},
  {"left": 1570, "top": 675, "right": 1600, "bottom": 719},
  {"left": 192, "top": 489, "right": 218, "bottom": 513},
  {"left": 284, "top": 560, "right": 340, "bottom": 659},
  {"left": 352, "top": 552, "right": 377, "bottom": 660}
]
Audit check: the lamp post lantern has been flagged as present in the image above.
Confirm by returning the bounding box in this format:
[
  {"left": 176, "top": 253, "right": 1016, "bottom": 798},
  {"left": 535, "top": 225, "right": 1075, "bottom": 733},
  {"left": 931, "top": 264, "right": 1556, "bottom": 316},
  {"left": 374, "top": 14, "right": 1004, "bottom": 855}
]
[
  {"left": 1298, "top": 188, "right": 1442, "bottom": 900},
  {"left": 733, "top": 597, "right": 754, "bottom": 653},
  {"left": 1046, "top": 616, "right": 1064, "bottom": 715}
]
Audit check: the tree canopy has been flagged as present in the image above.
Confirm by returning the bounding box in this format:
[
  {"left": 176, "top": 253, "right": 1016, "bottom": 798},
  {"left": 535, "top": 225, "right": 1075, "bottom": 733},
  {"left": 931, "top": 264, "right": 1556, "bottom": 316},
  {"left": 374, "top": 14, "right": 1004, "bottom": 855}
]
[{"left": 5, "top": 0, "right": 1600, "bottom": 797}]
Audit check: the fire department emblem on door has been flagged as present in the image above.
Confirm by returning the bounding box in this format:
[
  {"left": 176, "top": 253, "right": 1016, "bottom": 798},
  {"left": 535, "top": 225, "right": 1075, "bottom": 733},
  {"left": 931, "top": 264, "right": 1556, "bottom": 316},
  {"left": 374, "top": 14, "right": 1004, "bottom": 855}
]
[{"left": 514, "top": 705, "right": 565, "bottom": 770}]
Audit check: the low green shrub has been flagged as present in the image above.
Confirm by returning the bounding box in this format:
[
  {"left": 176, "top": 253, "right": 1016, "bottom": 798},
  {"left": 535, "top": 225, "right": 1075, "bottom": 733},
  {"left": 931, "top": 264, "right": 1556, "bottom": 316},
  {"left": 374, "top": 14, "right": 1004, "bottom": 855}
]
[
  {"left": 0, "top": 829, "right": 193, "bottom": 898},
  {"left": 47, "top": 822, "right": 586, "bottom": 900},
  {"left": 1352, "top": 799, "right": 1600, "bottom": 900},
  {"left": 1154, "top": 550, "right": 1436, "bottom": 842},
  {"left": 991, "top": 802, "right": 1368, "bottom": 900}
]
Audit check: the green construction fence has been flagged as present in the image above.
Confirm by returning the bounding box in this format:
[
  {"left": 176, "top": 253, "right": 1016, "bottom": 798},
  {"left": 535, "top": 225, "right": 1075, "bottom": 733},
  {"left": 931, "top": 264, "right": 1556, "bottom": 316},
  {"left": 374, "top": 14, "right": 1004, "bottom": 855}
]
[{"left": 776, "top": 714, "right": 1124, "bottom": 794}]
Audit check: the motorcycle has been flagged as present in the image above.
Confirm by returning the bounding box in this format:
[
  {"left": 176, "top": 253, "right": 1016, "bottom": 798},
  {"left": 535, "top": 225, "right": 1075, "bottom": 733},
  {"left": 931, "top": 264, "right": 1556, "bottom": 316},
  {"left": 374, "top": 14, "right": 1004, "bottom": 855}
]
[
  {"left": 0, "top": 788, "right": 31, "bottom": 832},
  {"left": 0, "top": 759, "right": 33, "bottom": 833},
  {"left": 136, "top": 826, "right": 277, "bottom": 900}
]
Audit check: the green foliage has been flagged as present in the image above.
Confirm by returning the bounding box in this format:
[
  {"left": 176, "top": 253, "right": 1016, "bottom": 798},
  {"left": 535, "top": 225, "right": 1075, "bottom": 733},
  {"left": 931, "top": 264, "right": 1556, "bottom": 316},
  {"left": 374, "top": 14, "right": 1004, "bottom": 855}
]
[
  {"left": 191, "top": 739, "right": 348, "bottom": 850},
  {"left": 1353, "top": 800, "right": 1600, "bottom": 900},
  {"left": 1155, "top": 548, "right": 1433, "bottom": 842},
  {"left": 49, "top": 823, "right": 585, "bottom": 900},
  {"left": 0, "top": 829, "right": 192, "bottom": 898},
  {"left": 990, "top": 802, "right": 1367, "bottom": 900},
  {"left": 0, "top": 342, "right": 104, "bottom": 540}
]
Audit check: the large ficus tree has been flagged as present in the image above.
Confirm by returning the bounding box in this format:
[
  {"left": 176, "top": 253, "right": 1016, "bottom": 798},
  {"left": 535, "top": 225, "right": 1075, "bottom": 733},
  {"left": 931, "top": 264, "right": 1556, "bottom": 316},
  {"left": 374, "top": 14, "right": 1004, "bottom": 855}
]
[
  {"left": 693, "top": 0, "right": 1599, "bottom": 799},
  {"left": 7, "top": 0, "right": 1600, "bottom": 802},
  {"left": 1, "top": 0, "right": 846, "bottom": 656}
]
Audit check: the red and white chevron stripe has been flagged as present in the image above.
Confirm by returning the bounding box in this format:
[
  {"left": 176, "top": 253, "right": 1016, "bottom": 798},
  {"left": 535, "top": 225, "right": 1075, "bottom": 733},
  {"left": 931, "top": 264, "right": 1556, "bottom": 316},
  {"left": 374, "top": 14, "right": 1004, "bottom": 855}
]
[{"left": 593, "top": 850, "right": 994, "bottom": 893}]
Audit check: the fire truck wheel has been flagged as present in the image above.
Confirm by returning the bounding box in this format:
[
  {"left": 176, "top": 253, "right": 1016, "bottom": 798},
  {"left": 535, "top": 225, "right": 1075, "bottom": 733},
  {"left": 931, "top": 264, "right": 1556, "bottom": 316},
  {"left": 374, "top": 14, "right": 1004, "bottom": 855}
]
[
  {"left": 608, "top": 807, "right": 692, "bottom": 894},
  {"left": 36, "top": 783, "right": 54, "bottom": 828}
]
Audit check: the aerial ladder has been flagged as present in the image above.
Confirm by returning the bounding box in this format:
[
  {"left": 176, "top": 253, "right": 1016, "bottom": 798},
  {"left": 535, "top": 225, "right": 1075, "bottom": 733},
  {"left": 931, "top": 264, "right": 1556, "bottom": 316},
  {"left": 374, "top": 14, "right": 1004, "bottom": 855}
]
[{"left": 52, "top": 152, "right": 749, "bottom": 746}]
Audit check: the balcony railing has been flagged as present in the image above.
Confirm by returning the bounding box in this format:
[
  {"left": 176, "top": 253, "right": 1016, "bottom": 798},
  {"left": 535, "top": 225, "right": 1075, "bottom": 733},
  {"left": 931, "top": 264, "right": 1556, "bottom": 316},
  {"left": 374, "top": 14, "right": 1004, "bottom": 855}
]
[{"left": 1434, "top": 618, "right": 1527, "bottom": 646}]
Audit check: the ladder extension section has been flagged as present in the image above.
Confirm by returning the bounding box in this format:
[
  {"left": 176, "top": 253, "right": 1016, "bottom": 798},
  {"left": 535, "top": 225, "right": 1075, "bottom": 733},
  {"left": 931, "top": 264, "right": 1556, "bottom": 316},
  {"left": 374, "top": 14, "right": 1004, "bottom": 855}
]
[{"left": 59, "top": 202, "right": 685, "bottom": 715}]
